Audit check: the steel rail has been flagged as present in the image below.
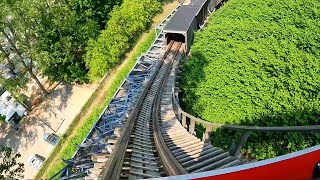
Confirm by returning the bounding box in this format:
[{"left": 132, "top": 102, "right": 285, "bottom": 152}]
[
  {"left": 99, "top": 59, "right": 162, "bottom": 180},
  {"left": 153, "top": 41, "right": 188, "bottom": 176},
  {"left": 100, "top": 41, "right": 179, "bottom": 180}
]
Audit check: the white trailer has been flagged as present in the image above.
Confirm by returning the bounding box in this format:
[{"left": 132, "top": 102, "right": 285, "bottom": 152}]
[{"left": 0, "top": 91, "right": 27, "bottom": 124}]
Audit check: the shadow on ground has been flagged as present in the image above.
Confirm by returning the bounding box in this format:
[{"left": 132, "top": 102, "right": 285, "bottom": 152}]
[
  {"left": 0, "top": 116, "right": 47, "bottom": 152},
  {"left": 0, "top": 82, "right": 73, "bottom": 151}
]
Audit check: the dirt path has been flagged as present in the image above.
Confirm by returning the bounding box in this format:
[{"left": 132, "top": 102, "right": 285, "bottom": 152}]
[{"left": 38, "top": 1, "right": 179, "bottom": 179}]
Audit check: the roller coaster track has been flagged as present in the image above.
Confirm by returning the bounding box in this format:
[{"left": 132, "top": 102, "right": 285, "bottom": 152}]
[
  {"left": 53, "top": 2, "right": 248, "bottom": 179},
  {"left": 54, "top": 5, "right": 185, "bottom": 180},
  {"left": 55, "top": 2, "right": 320, "bottom": 179},
  {"left": 120, "top": 41, "right": 182, "bottom": 179},
  {"left": 101, "top": 41, "right": 184, "bottom": 179},
  {"left": 98, "top": 40, "right": 250, "bottom": 180}
]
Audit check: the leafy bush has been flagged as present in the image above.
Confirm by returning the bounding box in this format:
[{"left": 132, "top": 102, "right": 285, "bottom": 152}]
[
  {"left": 180, "top": 0, "right": 320, "bottom": 160},
  {"left": 0, "top": 115, "right": 5, "bottom": 122},
  {"left": 85, "top": 0, "right": 161, "bottom": 81},
  {"left": 67, "top": 0, "right": 123, "bottom": 29}
]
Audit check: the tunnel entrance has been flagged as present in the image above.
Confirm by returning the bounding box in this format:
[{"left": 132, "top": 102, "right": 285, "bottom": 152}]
[{"left": 165, "top": 33, "right": 185, "bottom": 44}]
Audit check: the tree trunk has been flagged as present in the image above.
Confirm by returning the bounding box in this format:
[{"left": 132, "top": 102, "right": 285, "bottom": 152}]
[{"left": 1, "top": 29, "right": 49, "bottom": 95}]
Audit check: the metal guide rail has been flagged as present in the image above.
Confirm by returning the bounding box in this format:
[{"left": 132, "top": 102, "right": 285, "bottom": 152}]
[
  {"left": 51, "top": 4, "right": 183, "bottom": 180},
  {"left": 100, "top": 41, "right": 183, "bottom": 180},
  {"left": 120, "top": 42, "right": 183, "bottom": 179}
]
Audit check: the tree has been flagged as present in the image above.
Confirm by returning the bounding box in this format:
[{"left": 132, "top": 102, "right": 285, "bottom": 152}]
[
  {"left": 0, "top": 1, "right": 49, "bottom": 95},
  {"left": 0, "top": 29, "right": 28, "bottom": 101},
  {"left": 30, "top": 0, "right": 98, "bottom": 83},
  {"left": 21, "top": 0, "right": 123, "bottom": 83},
  {"left": 1, "top": 0, "right": 127, "bottom": 84},
  {"left": 67, "top": 0, "right": 123, "bottom": 29},
  {"left": 85, "top": 0, "right": 161, "bottom": 81},
  {"left": 0, "top": 146, "right": 24, "bottom": 179},
  {"left": 0, "top": 29, "right": 49, "bottom": 95}
]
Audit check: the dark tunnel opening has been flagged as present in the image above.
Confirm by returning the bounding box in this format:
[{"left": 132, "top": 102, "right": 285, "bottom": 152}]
[{"left": 165, "top": 33, "right": 186, "bottom": 44}]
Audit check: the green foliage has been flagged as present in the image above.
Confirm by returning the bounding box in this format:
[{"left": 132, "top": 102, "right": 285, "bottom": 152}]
[
  {"left": 0, "top": 146, "right": 24, "bottom": 179},
  {"left": 1, "top": 0, "right": 121, "bottom": 84},
  {"left": 67, "top": 0, "right": 122, "bottom": 29},
  {"left": 0, "top": 115, "right": 5, "bottom": 122},
  {"left": 180, "top": 0, "right": 320, "bottom": 160},
  {"left": 36, "top": 30, "right": 157, "bottom": 179},
  {"left": 0, "top": 77, "right": 26, "bottom": 98},
  {"left": 27, "top": 0, "right": 99, "bottom": 83},
  {"left": 85, "top": 0, "right": 161, "bottom": 81},
  {"left": 0, "top": 0, "right": 49, "bottom": 94}
]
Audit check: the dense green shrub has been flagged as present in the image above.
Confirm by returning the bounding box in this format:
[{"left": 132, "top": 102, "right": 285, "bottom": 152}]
[
  {"left": 67, "top": 0, "right": 123, "bottom": 29},
  {"left": 180, "top": 0, "right": 320, "bottom": 160},
  {"left": 85, "top": 0, "right": 161, "bottom": 81},
  {"left": 0, "top": 115, "right": 5, "bottom": 122}
]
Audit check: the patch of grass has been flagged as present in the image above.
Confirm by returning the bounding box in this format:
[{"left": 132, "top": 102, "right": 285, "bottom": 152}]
[
  {"left": 180, "top": 0, "right": 320, "bottom": 160},
  {"left": 35, "top": 30, "right": 156, "bottom": 179}
]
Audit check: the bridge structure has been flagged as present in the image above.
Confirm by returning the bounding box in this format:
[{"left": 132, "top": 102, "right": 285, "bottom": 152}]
[{"left": 52, "top": 1, "right": 320, "bottom": 179}]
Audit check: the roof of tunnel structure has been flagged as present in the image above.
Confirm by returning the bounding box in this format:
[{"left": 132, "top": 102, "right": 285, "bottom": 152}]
[
  {"left": 163, "top": 0, "right": 208, "bottom": 34},
  {"left": 189, "top": 0, "right": 208, "bottom": 7}
]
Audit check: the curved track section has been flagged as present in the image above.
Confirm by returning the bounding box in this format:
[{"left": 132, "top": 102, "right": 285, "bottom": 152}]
[
  {"left": 102, "top": 40, "right": 246, "bottom": 180},
  {"left": 154, "top": 50, "right": 247, "bottom": 174},
  {"left": 120, "top": 42, "right": 182, "bottom": 179},
  {"left": 101, "top": 41, "right": 183, "bottom": 180}
]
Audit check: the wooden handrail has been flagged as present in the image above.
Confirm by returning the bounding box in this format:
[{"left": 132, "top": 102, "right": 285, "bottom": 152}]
[{"left": 173, "top": 94, "right": 320, "bottom": 133}]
